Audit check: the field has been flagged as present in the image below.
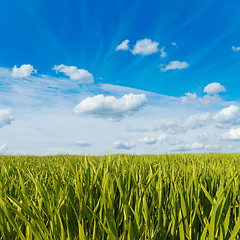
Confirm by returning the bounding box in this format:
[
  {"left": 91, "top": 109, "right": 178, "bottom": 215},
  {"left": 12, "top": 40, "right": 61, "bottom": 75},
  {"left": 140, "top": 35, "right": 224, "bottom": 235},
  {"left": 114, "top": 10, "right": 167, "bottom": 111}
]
[{"left": 0, "top": 154, "right": 240, "bottom": 239}]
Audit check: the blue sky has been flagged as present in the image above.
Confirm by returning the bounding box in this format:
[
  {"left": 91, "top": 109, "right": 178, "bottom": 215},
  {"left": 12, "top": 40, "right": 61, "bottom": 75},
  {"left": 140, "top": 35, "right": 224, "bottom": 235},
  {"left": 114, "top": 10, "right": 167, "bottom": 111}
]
[{"left": 0, "top": 0, "right": 240, "bottom": 154}]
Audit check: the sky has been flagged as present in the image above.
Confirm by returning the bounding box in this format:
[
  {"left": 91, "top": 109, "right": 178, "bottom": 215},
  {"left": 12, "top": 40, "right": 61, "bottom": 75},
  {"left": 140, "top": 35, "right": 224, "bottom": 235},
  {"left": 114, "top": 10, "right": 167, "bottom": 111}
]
[{"left": 0, "top": 0, "right": 240, "bottom": 155}]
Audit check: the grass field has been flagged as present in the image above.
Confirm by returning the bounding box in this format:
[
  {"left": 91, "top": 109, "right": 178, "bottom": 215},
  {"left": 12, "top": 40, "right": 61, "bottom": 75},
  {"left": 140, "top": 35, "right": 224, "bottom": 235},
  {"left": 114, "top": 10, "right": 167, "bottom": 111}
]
[{"left": 0, "top": 153, "right": 240, "bottom": 239}]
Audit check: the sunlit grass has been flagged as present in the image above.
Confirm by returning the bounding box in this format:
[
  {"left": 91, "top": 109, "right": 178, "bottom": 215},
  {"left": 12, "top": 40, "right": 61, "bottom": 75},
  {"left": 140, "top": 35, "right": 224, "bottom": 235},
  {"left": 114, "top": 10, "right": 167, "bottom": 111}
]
[{"left": 0, "top": 153, "right": 240, "bottom": 239}]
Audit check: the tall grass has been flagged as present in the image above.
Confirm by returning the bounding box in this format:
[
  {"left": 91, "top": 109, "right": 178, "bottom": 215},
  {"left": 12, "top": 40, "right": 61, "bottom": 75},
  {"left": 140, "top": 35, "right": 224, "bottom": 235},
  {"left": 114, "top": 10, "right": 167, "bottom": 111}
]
[{"left": 0, "top": 153, "right": 239, "bottom": 239}]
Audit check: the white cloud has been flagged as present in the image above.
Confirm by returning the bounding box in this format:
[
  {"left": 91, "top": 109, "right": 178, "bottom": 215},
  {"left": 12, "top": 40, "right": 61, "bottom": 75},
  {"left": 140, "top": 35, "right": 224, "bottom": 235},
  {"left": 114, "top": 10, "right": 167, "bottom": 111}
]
[
  {"left": 161, "top": 61, "right": 189, "bottom": 72},
  {"left": 74, "top": 93, "right": 147, "bottom": 121},
  {"left": 162, "top": 105, "right": 240, "bottom": 135},
  {"left": 197, "top": 133, "right": 209, "bottom": 142},
  {"left": 170, "top": 142, "right": 204, "bottom": 151},
  {"left": 0, "top": 109, "right": 14, "bottom": 128},
  {"left": 181, "top": 92, "right": 198, "bottom": 104},
  {"left": 0, "top": 144, "right": 7, "bottom": 154},
  {"left": 181, "top": 92, "right": 222, "bottom": 105},
  {"left": 132, "top": 38, "right": 159, "bottom": 56},
  {"left": 161, "top": 113, "right": 210, "bottom": 134},
  {"left": 138, "top": 134, "right": 167, "bottom": 145},
  {"left": 0, "top": 65, "right": 238, "bottom": 155},
  {"left": 221, "top": 127, "right": 240, "bottom": 140},
  {"left": 204, "top": 144, "right": 220, "bottom": 150},
  {"left": 138, "top": 136, "right": 158, "bottom": 144},
  {"left": 168, "top": 137, "right": 182, "bottom": 146},
  {"left": 76, "top": 141, "right": 92, "bottom": 147},
  {"left": 0, "top": 67, "right": 11, "bottom": 77},
  {"left": 157, "top": 134, "right": 167, "bottom": 142},
  {"left": 190, "top": 142, "right": 204, "bottom": 149},
  {"left": 185, "top": 113, "right": 211, "bottom": 129},
  {"left": 161, "top": 120, "right": 187, "bottom": 134},
  {"left": 12, "top": 64, "right": 37, "bottom": 78},
  {"left": 113, "top": 141, "right": 135, "bottom": 149},
  {"left": 170, "top": 142, "right": 220, "bottom": 152},
  {"left": 116, "top": 40, "right": 130, "bottom": 51},
  {"left": 53, "top": 64, "right": 94, "bottom": 83},
  {"left": 161, "top": 103, "right": 240, "bottom": 137},
  {"left": 232, "top": 46, "right": 240, "bottom": 52},
  {"left": 213, "top": 105, "right": 240, "bottom": 127},
  {"left": 171, "top": 42, "right": 177, "bottom": 46},
  {"left": 203, "top": 82, "right": 226, "bottom": 95},
  {"left": 160, "top": 46, "right": 167, "bottom": 58}
]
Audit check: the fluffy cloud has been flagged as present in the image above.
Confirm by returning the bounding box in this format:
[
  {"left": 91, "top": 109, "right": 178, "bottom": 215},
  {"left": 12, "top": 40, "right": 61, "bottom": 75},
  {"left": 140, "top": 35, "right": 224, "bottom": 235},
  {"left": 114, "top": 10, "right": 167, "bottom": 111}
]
[
  {"left": 138, "top": 136, "right": 157, "bottom": 144},
  {"left": 0, "top": 109, "right": 14, "bottom": 128},
  {"left": 170, "top": 142, "right": 221, "bottom": 152},
  {"left": 76, "top": 141, "right": 92, "bottom": 147},
  {"left": 161, "top": 105, "right": 240, "bottom": 136},
  {"left": 113, "top": 141, "right": 135, "bottom": 149},
  {"left": 74, "top": 93, "right": 147, "bottom": 121},
  {"left": 132, "top": 38, "right": 159, "bottom": 56},
  {"left": 171, "top": 42, "right": 177, "bottom": 46},
  {"left": 0, "top": 66, "right": 237, "bottom": 154},
  {"left": 189, "top": 142, "right": 204, "bottom": 150},
  {"left": 181, "top": 92, "right": 221, "bottom": 105},
  {"left": 161, "top": 120, "right": 187, "bottom": 134},
  {"left": 185, "top": 113, "right": 211, "bottom": 129},
  {"left": 138, "top": 135, "right": 167, "bottom": 145},
  {"left": 204, "top": 144, "right": 220, "bottom": 150},
  {"left": 203, "top": 82, "right": 226, "bottom": 95},
  {"left": 221, "top": 127, "right": 240, "bottom": 140},
  {"left": 232, "top": 46, "right": 240, "bottom": 52},
  {"left": 170, "top": 142, "right": 204, "bottom": 151},
  {"left": 181, "top": 92, "right": 198, "bottom": 104},
  {"left": 12, "top": 64, "right": 37, "bottom": 78},
  {"left": 160, "top": 47, "right": 167, "bottom": 58},
  {"left": 181, "top": 82, "right": 226, "bottom": 105},
  {"left": 197, "top": 133, "right": 209, "bottom": 142},
  {"left": 161, "top": 61, "right": 189, "bottom": 72},
  {"left": 0, "top": 144, "right": 7, "bottom": 154},
  {"left": 116, "top": 40, "right": 130, "bottom": 51},
  {"left": 213, "top": 105, "right": 240, "bottom": 127},
  {"left": 157, "top": 134, "right": 167, "bottom": 142},
  {"left": 161, "top": 113, "right": 210, "bottom": 134},
  {"left": 53, "top": 64, "right": 94, "bottom": 83},
  {"left": 0, "top": 67, "right": 11, "bottom": 77}
]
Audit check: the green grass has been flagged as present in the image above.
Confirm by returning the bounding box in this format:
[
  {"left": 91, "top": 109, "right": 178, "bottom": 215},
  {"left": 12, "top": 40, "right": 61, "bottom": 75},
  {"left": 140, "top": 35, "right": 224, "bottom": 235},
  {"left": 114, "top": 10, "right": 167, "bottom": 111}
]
[{"left": 0, "top": 153, "right": 240, "bottom": 239}]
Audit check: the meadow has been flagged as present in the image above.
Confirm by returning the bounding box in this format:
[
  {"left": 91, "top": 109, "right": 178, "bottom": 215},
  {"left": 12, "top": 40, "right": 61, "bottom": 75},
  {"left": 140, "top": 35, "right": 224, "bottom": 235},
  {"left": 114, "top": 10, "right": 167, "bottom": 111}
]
[{"left": 0, "top": 153, "right": 239, "bottom": 239}]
